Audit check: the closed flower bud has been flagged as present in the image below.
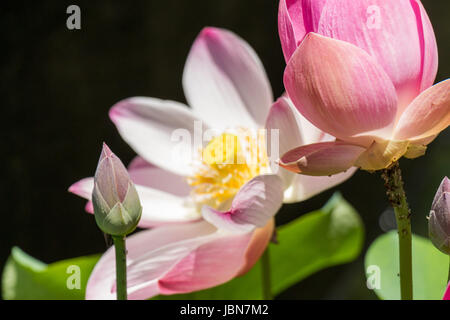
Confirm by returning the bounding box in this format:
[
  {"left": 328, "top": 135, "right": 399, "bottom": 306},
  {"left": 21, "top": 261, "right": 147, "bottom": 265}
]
[
  {"left": 92, "top": 143, "right": 142, "bottom": 236},
  {"left": 428, "top": 177, "right": 450, "bottom": 255}
]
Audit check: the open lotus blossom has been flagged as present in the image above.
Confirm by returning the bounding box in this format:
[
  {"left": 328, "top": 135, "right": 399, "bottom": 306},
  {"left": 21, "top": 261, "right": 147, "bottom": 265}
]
[
  {"left": 278, "top": 0, "right": 449, "bottom": 175},
  {"left": 69, "top": 27, "right": 354, "bottom": 299},
  {"left": 279, "top": 31, "right": 449, "bottom": 175}
]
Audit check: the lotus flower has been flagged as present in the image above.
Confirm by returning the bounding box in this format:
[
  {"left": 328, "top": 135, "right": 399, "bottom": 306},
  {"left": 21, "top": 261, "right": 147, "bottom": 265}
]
[
  {"left": 69, "top": 27, "right": 354, "bottom": 299},
  {"left": 279, "top": 32, "right": 449, "bottom": 175},
  {"left": 279, "top": 0, "right": 438, "bottom": 107}
]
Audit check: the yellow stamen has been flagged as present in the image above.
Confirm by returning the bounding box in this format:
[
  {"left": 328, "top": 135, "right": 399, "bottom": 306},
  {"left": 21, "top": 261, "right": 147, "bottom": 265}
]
[{"left": 188, "top": 131, "right": 269, "bottom": 209}]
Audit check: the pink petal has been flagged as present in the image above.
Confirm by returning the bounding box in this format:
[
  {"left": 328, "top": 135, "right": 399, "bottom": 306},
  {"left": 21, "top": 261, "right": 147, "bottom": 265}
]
[
  {"left": 410, "top": 0, "right": 439, "bottom": 94},
  {"left": 69, "top": 177, "right": 200, "bottom": 227},
  {"left": 85, "top": 221, "right": 256, "bottom": 299},
  {"left": 278, "top": 0, "right": 327, "bottom": 62},
  {"left": 109, "top": 97, "right": 208, "bottom": 176},
  {"left": 284, "top": 33, "right": 398, "bottom": 140},
  {"left": 283, "top": 168, "right": 357, "bottom": 203},
  {"left": 182, "top": 27, "right": 273, "bottom": 130},
  {"left": 317, "top": 0, "right": 438, "bottom": 111},
  {"left": 394, "top": 79, "right": 450, "bottom": 142},
  {"left": 202, "top": 175, "right": 283, "bottom": 233},
  {"left": 68, "top": 177, "right": 94, "bottom": 200},
  {"left": 280, "top": 141, "right": 365, "bottom": 176},
  {"left": 444, "top": 282, "right": 450, "bottom": 300},
  {"left": 237, "top": 219, "right": 274, "bottom": 276}
]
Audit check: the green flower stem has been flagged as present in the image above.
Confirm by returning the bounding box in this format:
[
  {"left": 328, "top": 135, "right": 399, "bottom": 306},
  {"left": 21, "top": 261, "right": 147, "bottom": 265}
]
[
  {"left": 112, "top": 235, "right": 127, "bottom": 300},
  {"left": 261, "top": 247, "right": 272, "bottom": 300},
  {"left": 448, "top": 256, "right": 450, "bottom": 283},
  {"left": 381, "top": 161, "right": 413, "bottom": 300}
]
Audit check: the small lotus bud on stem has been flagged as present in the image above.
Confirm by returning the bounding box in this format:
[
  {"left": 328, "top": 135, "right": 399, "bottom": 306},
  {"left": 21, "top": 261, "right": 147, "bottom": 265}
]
[
  {"left": 428, "top": 177, "right": 450, "bottom": 285},
  {"left": 428, "top": 177, "right": 450, "bottom": 255},
  {"left": 92, "top": 143, "right": 142, "bottom": 300},
  {"left": 92, "top": 143, "right": 142, "bottom": 236}
]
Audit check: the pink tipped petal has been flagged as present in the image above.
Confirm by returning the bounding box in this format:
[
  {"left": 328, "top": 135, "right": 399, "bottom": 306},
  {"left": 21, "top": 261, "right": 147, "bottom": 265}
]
[
  {"left": 283, "top": 168, "right": 357, "bottom": 203},
  {"left": 278, "top": 0, "right": 327, "bottom": 62},
  {"left": 157, "top": 231, "right": 252, "bottom": 295},
  {"left": 202, "top": 175, "right": 283, "bottom": 233},
  {"left": 278, "top": 0, "right": 300, "bottom": 63},
  {"left": 318, "top": 0, "right": 438, "bottom": 110},
  {"left": 85, "top": 221, "right": 255, "bottom": 299},
  {"left": 109, "top": 97, "right": 208, "bottom": 176},
  {"left": 280, "top": 141, "right": 365, "bottom": 176},
  {"left": 237, "top": 219, "right": 275, "bottom": 276},
  {"left": 69, "top": 177, "right": 200, "bottom": 227},
  {"left": 182, "top": 27, "right": 273, "bottom": 130},
  {"left": 85, "top": 201, "right": 94, "bottom": 213},
  {"left": 394, "top": 79, "right": 450, "bottom": 142},
  {"left": 68, "top": 178, "right": 94, "bottom": 200},
  {"left": 444, "top": 282, "right": 450, "bottom": 300},
  {"left": 127, "top": 157, "right": 190, "bottom": 197},
  {"left": 284, "top": 33, "right": 398, "bottom": 140}
]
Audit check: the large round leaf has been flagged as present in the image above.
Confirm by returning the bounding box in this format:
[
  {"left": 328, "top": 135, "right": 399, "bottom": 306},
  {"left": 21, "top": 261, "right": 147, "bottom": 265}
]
[{"left": 365, "top": 231, "right": 448, "bottom": 300}]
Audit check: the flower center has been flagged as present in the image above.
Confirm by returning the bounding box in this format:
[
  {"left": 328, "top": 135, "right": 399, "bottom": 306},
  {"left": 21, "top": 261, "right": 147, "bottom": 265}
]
[{"left": 188, "top": 131, "right": 269, "bottom": 209}]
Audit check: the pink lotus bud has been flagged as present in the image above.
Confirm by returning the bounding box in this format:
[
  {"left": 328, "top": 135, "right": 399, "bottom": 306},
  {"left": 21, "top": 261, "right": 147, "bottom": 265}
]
[
  {"left": 429, "top": 177, "right": 450, "bottom": 255},
  {"left": 278, "top": 0, "right": 438, "bottom": 103},
  {"left": 92, "top": 143, "right": 142, "bottom": 236}
]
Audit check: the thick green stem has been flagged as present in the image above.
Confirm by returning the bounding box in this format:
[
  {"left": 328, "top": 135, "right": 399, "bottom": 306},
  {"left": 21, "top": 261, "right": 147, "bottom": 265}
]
[
  {"left": 261, "top": 248, "right": 272, "bottom": 300},
  {"left": 381, "top": 161, "right": 413, "bottom": 300},
  {"left": 112, "top": 235, "right": 127, "bottom": 300}
]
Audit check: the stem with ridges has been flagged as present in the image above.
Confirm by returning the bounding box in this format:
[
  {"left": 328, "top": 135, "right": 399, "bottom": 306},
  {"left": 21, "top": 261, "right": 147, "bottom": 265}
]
[
  {"left": 381, "top": 161, "right": 413, "bottom": 300},
  {"left": 261, "top": 247, "right": 272, "bottom": 300},
  {"left": 112, "top": 235, "right": 127, "bottom": 300}
]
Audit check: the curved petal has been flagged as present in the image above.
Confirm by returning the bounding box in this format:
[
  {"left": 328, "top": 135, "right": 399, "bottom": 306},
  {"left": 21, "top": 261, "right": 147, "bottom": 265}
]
[
  {"left": 128, "top": 156, "right": 190, "bottom": 197},
  {"left": 109, "top": 97, "right": 208, "bottom": 176},
  {"left": 280, "top": 141, "right": 365, "bottom": 176},
  {"left": 411, "top": 0, "right": 439, "bottom": 94},
  {"left": 265, "top": 96, "right": 325, "bottom": 158},
  {"left": 202, "top": 175, "right": 283, "bottom": 233},
  {"left": 85, "top": 221, "right": 257, "bottom": 299},
  {"left": 237, "top": 219, "right": 274, "bottom": 276},
  {"left": 284, "top": 33, "right": 398, "bottom": 140},
  {"left": 318, "top": 0, "right": 438, "bottom": 110},
  {"left": 69, "top": 177, "right": 200, "bottom": 227},
  {"left": 278, "top": 0, "right": 328, "bottom": 62},
  {"left": 68, "top": 177, "right": 94, "bottom": 200},
  {"left": 135, "top": 186, "right": 200, "bottom": 227},
  {"left": 182, "top": 27, "right": 273, "bottom": 130},
  {"left": 283, "top": 168, "right": 357, "bottom": 203},
  {"left": 394, "top": 79, "right": 450, "bottom": 142}
]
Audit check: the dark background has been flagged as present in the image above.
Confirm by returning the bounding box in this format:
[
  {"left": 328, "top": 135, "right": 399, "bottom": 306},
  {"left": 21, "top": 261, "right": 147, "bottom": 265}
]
[{"left": 1, "top": 0, "right": 449, "bottom": 299}]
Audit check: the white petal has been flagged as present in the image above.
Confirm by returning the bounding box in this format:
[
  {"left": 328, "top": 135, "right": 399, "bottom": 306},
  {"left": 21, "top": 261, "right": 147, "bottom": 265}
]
[
  {"left": 183, "top": 27, "right": 273, "bottom": 131},
  {"left": 110, "top": 97, "right": 209, "bottom": 176},
  {"left": 283, "top": 168, "right": 357, "bottom": 203}
]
